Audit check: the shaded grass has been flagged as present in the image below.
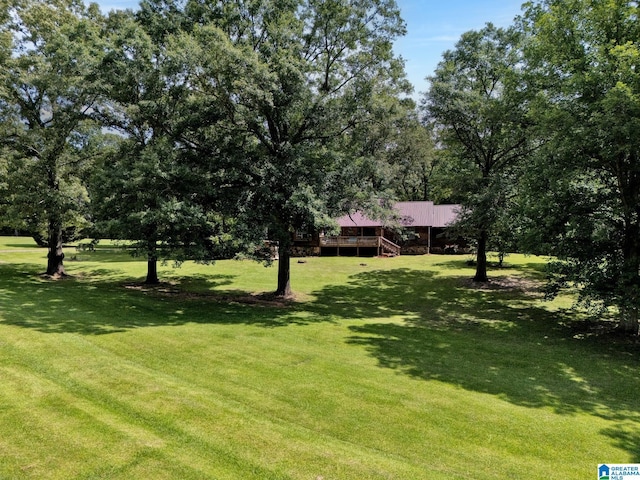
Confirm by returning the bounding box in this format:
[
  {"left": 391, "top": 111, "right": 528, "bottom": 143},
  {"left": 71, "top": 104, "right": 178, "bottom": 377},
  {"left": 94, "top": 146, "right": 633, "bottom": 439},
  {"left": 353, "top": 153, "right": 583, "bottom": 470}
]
[{"left": 0, "top": 237, "right": 639, "bottom": 479}]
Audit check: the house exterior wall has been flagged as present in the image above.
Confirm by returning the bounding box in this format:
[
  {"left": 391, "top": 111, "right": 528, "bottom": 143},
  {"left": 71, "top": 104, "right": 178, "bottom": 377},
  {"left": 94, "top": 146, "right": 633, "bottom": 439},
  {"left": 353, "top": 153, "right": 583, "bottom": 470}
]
[
  {"left": 292, "top": 231, "right": 321, "bottom": 257},
  {"left": 290, "top": 202, "right": 466, "bottom": 257},
  {"left": 290, "top": 229, "right": 468, "bottom": 256},
  {"left": 397, "top": 226, "right": 431, "bottom": 255},
  {"left": 428, "top": 227, "right": 468, "bottom": 254},
  {"left": 340, "top": 226, "right": 383, "bottom": 237}
]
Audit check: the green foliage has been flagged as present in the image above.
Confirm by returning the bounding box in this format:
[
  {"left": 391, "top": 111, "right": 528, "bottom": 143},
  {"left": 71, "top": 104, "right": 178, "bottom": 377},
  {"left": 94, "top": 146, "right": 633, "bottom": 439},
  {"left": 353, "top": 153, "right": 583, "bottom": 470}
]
[
  {"left": 0, "top": 0, "right": 106, "bottom": 274},
  {"left": 91, "top": 9, "right": 228, "bottom": 283},
  {"left": 167, "top": 0, "right": 411, "bottom": 295},
  {"left": 361, "top": 106, "right": 443, "bottom": 202},
  {"left": 423, "top": 23, "right": 534, "bottom": 281},
  {"left": 1, "top": 0, "right": 413, "bottom": 292},
  {"left": 519, "top": 0, "right": 640, "bottom": 332}
]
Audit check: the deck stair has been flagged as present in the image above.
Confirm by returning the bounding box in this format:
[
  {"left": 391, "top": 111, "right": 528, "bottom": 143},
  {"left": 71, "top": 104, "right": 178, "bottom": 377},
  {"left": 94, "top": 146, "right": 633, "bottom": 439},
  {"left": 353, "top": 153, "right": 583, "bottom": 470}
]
[{"left": 380, "top": 236, "right": 401, "bottom": 256}]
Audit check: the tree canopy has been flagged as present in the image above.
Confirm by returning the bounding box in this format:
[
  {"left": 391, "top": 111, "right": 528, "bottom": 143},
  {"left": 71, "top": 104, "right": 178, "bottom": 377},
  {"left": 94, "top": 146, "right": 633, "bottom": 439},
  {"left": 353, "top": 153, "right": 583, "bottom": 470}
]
[
  {"left": 0, "top": 0, "right": 412, "bottom": 293},
  {"left": 167, "top": 0, "right": 411, "bottom": 296},
  {"left": 0, "top": 0, "right": 106, "bottom": 275},
  {"left": 423, "top": 24, "right": 534, "bottom": 282},
  {"left": 518, "top": 0, "right": 640, "bottom": 333},
  {"left": 90, "top": 8, "right": 224, "bottom": 284},
  {"left": 3, "top": 0, "right": 640, "bottom": 336}
]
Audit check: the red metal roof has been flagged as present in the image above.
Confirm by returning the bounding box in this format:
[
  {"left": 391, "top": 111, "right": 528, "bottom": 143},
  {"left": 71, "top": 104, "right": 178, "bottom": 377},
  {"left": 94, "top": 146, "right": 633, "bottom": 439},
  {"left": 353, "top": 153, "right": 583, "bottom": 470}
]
[
  {"left": 431, "top": 204, "right": 461, "bottom": 228},
  {"left": 337, "top": 202, "right": 460, "bottom": 228}
]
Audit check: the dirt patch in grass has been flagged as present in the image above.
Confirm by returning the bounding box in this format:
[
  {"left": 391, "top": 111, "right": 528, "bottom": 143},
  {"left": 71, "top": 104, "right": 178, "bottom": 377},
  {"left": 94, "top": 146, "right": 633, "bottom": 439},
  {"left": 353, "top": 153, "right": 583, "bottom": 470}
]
[
  {"left": 39, "top": 272, "right": 73, "bottom": 280},
  {"left": 228, "top": 292, "right": 296, "bottom": 307},
  {"left": 568, "top": 319, "right": 640, "bottom": 349},
  {"left": 458, "top": 276, "right": 542, "bottom": 297},
  {"left": 459, "top": 277, "right": 640, "bottom": 347}
]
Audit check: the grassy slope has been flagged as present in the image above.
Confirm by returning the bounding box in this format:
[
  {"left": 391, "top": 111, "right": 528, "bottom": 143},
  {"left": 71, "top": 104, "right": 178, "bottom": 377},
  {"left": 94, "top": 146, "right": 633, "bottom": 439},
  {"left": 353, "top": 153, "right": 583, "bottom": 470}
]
[{"left": 0, "top": 237, "right": 638, "bottom": 479}]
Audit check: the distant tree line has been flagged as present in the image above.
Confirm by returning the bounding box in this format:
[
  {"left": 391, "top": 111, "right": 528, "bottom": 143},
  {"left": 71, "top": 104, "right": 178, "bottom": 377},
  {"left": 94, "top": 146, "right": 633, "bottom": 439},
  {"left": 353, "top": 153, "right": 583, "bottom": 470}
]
[
  {"left": 1, "top": 0, "right": 639, "bottom": 334},
  {"left": 0, "top": 0, "right": 421, "bottom": 295}
]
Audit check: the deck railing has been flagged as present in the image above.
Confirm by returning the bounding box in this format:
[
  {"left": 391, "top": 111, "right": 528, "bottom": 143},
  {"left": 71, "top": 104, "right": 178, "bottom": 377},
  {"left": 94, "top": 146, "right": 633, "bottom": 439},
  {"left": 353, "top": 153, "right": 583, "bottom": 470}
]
[{"left": 319, "top": 236, "right": 401, "bottom": 256}]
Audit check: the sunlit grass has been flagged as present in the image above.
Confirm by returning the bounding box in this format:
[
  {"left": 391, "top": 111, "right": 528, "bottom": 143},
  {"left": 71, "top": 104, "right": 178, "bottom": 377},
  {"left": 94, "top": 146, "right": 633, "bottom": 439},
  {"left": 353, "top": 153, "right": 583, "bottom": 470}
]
[{"left": 0, "top": 237, "right": 637, "bottom": 479}]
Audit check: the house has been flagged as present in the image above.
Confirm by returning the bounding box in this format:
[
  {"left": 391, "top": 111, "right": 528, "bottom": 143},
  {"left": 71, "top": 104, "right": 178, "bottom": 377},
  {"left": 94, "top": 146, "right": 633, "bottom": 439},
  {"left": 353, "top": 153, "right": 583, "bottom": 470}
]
[{"left": 292, "top": 201, "right": 463, "bottom": 257}]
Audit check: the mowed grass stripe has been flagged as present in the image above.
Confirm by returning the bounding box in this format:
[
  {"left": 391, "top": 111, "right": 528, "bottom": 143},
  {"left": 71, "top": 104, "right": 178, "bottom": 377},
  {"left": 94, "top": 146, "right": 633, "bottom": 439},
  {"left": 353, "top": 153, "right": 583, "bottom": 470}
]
[
  {"left": 0, "top": 331, "right": 298, "bottom": 479},
  {"left": 0, "top": 320, "right": 608, "bottom": 478},
  {"left": 0, "top": 321, "right": 435, "bottom": 479},
  {"left": 0, "top": 237, "right": 638, "bottom": 479}
]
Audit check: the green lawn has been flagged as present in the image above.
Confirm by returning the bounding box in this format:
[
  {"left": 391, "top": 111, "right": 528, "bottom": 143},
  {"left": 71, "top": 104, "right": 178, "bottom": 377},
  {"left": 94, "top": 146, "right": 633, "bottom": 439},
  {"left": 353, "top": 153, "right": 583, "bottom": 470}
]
[{"left": 1, "top": 237, "right": 638, "bottom": 479}]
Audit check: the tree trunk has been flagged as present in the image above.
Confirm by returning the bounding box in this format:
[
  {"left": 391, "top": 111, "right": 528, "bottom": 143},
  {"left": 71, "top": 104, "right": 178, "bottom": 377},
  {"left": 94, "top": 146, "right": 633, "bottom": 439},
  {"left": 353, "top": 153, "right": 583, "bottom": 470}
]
[
  {"left": 473, "top": 229, "right": 488, "bottom": 282},
  {"left": 275, "top": 238, "right": 292, "bottom": 297},
  {"left": 145, "top": 242, "right": 159, "bottom": 284},
  {"left": 46, "top": 220, "right": 65, "bottom": 276},
  {"left": 618, "top": 216, "right": 640, "bottom": 335},
  {"left": 618, "top": 306, "right": 639, "bottom": 335},
  {"left": 145, "top": 257, "right": 159, "bottom": 284},
  {"left": 45, "top": 161, "right": 65, "bottom": 276}
]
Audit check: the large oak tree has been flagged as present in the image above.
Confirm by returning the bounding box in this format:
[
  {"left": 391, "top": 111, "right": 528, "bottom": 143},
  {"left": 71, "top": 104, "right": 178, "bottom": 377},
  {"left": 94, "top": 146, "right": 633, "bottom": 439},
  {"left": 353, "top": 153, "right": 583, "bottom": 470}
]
[
  {"left": 91, "top": 8, "right": 221, "bottom": 284},
  {"left": 172, "top": 0, "right": 410, "bottom": 296},
  {"left": 423, "top": 24, "right": 534, "bottom": 282},
  {"left": 0, "top": 0, "right": 105, "bottom": 276}
]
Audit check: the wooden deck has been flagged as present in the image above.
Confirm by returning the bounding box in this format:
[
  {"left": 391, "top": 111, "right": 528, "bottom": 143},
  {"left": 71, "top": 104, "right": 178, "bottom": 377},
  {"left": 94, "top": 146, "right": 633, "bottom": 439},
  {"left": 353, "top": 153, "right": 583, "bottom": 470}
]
[{"left": 319, "top": 236, "right": 401, "bottom": 256}]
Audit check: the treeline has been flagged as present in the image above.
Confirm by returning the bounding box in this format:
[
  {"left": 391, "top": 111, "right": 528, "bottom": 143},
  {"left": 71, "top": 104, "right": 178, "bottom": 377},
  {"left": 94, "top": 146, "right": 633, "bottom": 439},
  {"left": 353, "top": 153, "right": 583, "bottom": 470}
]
[
  {"left": 1, "top": 0, "right": 639, "bottom": 334},
  {"left": 0, "top": 0, "right": 426, "bottom": 296},
  {"left": 425, "top": 1, "right": 640, "bottom": 334}
]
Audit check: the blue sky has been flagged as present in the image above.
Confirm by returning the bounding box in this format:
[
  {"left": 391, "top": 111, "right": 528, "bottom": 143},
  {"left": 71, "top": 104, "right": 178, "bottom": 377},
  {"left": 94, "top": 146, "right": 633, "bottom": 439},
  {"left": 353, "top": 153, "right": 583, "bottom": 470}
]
[
  {"left": 93, "top": 0, "right": 525, "bottom": 98},
  {"left": 396, "top": 1, "right": 524, "bottom": 96}
]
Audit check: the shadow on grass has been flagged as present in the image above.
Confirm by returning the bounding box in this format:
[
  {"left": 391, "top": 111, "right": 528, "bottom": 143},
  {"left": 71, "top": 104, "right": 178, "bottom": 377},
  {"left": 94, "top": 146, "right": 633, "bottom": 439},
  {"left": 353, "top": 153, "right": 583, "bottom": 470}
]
[
  {"left": 3, "top": 243, "right": 43, "bottom": 249},
  {"left": 2, "top": 262, "right": 640, "bottom": 460},
  {"left": 0, "top": 263, "right": 308, "bottom": 335},
  {"left": 67, "top": 248, "right": 148, "bottom": 263},
  {"left": 305, "top": 267, "right": 640, "bottom": 461},
  {"left": 432, "top": 257, "right": 550, "bottom": 279}
]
